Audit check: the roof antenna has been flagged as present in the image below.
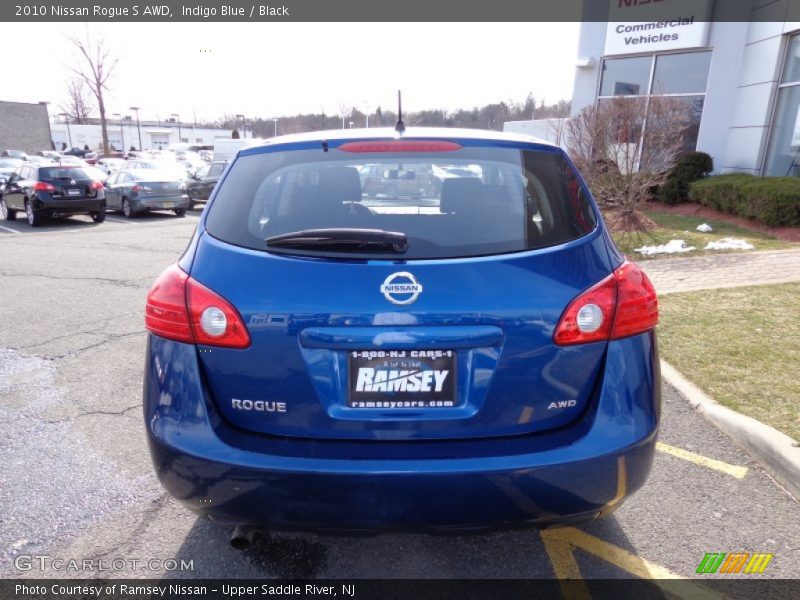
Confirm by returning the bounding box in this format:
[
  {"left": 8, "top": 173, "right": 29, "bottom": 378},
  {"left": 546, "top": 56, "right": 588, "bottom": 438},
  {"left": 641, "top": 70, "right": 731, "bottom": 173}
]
[{"left": 395, "top": 90, "right": 405, "bottom": 134}]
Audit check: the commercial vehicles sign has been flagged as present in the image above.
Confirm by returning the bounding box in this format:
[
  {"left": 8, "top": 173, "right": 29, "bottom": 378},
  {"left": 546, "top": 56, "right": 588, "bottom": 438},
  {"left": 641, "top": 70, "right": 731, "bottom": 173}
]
[{"left": 604, "top": 0, "right": 713, "bottom": 56}]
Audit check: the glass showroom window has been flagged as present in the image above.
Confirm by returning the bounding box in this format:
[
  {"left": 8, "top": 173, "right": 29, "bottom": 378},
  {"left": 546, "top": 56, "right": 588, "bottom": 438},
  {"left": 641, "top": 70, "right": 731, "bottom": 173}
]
[
  {"left": 764, "top": 35, "right": 800, "bottom": 176},
  {"left": 598, "top": 51, "right": 712, "bottom": 155}
]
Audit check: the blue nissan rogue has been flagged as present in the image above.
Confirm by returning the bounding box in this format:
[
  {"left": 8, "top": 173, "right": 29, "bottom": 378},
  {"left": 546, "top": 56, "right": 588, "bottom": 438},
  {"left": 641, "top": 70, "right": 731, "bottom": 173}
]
[{"left": 143, "top": 128, "right": 660, "bottom": 536}]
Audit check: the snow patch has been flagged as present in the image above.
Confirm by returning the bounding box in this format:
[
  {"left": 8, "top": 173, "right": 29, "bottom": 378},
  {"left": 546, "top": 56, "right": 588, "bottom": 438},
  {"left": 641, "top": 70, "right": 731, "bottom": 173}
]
[
  {"left": 704, "top": 238, "right": 755, "bottom": 251},
  {"left": 635, "top": 239, "right": 696, "bottom": 256}
]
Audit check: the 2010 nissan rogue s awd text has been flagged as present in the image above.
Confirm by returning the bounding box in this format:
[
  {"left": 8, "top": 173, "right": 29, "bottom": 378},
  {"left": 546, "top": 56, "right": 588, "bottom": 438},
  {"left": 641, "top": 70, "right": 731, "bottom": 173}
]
[{"left": 142, "top": 127, "right": 660, "bottom": 537}]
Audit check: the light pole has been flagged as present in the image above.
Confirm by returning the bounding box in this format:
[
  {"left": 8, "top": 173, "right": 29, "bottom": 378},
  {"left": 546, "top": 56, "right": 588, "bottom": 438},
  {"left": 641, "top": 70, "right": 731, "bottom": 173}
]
[
  {"left": 59, "top": 113, "right": 73, "bottom": 148},
  {"left": 171, "top": 113, "right": 182, "bottom": 143},
  {"left": 112, "top": 113, "right": 125, "bottom": 152},
  {"left": 235, "top": 114, "right": 246, "bottom": 139},
  {"left": 363, "top": 101, "right": 370, "bottom": 128},
  {"left": 129, "top": 106, "right": 142, "bottom": 150},
  {"left": 273, "top": 118, "right": 278, "bottom": 137}
]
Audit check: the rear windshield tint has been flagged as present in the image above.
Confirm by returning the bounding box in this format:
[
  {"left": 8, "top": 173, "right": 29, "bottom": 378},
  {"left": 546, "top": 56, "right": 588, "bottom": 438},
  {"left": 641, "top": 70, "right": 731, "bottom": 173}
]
[
  {"left": 205, "top": 143, "right": 597, "bottom": 260},
  {"left": 131, "top": 170, "right": 181, "bottom": 181},
  {"left": 39, "top": 167, "right": 96, "bottom": 180}
]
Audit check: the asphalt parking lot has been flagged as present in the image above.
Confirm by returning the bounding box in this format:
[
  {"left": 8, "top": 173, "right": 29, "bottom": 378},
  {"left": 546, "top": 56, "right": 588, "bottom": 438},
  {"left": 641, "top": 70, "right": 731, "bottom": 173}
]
[{"left": 1, "top": 211, "right": 798, "bottom": 587}]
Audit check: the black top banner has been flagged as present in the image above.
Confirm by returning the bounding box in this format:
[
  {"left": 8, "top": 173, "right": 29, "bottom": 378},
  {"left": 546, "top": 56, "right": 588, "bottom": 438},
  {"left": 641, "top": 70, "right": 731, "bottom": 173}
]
[{"left": 3, "top": 0, "right": 800, "bottom": 22}]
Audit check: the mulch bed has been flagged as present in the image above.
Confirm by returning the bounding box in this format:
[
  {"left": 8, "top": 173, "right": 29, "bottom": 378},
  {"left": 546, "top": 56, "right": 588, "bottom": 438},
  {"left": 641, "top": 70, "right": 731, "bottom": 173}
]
[{"left": 643, "top": 201, "right": 800, "bottom": 243}]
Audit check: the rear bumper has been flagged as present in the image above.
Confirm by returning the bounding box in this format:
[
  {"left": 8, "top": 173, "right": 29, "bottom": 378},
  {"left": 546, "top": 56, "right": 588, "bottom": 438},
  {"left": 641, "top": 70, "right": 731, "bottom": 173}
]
[
  {"left": 33, "top": 196, "right": 105, "bottom": 215},
  {"left": 132, "top": 194, "right": 190, "bottom": 211},
  {"left": 144, "top": 332, "right": 660, "bottom": 531}
]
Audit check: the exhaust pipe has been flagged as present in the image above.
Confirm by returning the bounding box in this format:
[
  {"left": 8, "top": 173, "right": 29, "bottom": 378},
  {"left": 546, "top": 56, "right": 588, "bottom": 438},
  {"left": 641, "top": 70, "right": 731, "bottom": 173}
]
[{"left": 229, "top": 525, "right": 261, "bottom": 550}]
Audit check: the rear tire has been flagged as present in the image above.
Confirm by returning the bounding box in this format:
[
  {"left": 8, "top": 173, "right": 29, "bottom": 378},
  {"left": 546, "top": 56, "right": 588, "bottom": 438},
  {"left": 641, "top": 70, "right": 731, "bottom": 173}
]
[
  {"left": 91, "top": 210, "right": 106, "bottom": 223},
  {"left": 0, "top": 197, "right": 16, "bottom": 221},
  {"left": 25, "top": 200, "right": 43, "bottom": 227},
  {"left": 174, "top": 208, "right": 186, "bottom": 217},
  {"left": 122, "top": 198, "right": 136, "bottom": 218}
]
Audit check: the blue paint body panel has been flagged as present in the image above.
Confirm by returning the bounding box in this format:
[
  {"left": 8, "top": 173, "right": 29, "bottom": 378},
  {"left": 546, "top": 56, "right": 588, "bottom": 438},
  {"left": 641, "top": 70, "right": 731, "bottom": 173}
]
[{"left": 143, "top": 128, "right": 660, "bottom": 530}]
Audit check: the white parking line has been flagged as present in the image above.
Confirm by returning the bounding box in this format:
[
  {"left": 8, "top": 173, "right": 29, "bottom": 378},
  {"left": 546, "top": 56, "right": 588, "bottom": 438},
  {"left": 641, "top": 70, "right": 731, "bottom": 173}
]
[
  {"left": 0, "top": 224, "right": 19, "bottom": 234},
  {"left": 105, "top": 216, "right": 134, "bottom": 224}
]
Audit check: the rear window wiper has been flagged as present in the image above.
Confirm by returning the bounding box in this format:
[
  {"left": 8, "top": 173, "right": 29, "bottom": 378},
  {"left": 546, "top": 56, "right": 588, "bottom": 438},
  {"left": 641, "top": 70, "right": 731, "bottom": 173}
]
[{"left": 266, "top": 228, "right": 408, "bottom": 253}]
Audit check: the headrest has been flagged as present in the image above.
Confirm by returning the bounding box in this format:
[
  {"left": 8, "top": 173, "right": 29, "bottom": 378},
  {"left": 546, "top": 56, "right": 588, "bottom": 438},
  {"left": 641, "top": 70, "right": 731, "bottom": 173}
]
[
  {"left": 440, "top": 177, "right": 485, "bottom": 214},
  {"left": 318, "top": 166, "right": 362, "bottom": 202}
]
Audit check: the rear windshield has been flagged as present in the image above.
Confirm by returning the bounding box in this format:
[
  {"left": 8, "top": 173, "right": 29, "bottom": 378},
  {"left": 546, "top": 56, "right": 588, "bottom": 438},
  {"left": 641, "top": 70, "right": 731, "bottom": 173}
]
[
  {"left": 39, "top": 167, "right": 96, "bottom": 180},
  {"left": 130, "top": 170, "right": 180, "bottom": 182},
  {"left": 205, "top": 143, "right": 597, "bottom": 260}
]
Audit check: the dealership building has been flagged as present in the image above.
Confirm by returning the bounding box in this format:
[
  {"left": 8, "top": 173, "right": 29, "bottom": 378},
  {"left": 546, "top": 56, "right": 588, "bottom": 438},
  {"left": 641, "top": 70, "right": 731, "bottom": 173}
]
[
  {"left": 49, "top": 118, "right": 237, "bottom": 152},
  {"left": 0, "top": 101, "right": 53, "bottom": 153},
  {"left": 507, "top": 0, "right": 800, "bottom": 176}
]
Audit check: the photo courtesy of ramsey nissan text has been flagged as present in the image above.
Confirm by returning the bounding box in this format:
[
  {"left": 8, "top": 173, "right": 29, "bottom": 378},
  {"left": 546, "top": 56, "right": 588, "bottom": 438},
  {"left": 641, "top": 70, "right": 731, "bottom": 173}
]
[{"left": 1, "top": 1, "right": 799, "bottom": 599}]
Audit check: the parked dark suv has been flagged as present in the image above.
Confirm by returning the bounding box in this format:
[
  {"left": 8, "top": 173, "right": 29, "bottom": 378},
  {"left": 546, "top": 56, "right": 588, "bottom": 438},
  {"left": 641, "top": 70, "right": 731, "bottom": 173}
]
[
  {"left": 0, "top": 164, "right": 106, "bottom": 226},
  {"left": 186, "top": 160, "right": 227, "bottom": 207}
]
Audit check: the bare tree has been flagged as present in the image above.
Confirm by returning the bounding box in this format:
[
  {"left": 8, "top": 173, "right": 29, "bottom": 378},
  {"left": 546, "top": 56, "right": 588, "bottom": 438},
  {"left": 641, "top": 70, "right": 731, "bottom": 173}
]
[
  {"left": 59, "top": 78, "right": 94, "bottom": 124},
  {"left": 566, "top": 96, "right": 689, "bottom": 231},
  {"left": 338, "top": 102, "right": 354, "bottom": 129},
  {"left": 67, "top": 31, "right": 118, "bottom": 154},
  {"left": 546, "top": 117, "right": 569, "bottom": 147}
]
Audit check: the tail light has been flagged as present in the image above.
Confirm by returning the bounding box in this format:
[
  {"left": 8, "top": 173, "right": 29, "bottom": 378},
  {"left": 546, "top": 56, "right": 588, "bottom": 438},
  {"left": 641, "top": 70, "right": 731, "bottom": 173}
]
[
  {"left": 554, "top": 261, "right": 658, "bottom": 346},
  {"left": 145, "top": 264, "right": 250, "bottom": 349},
  {"left": 90, "top": 181, "right": 104, "bottom": 190},
  {"left": 33, "top": 182, "right": 56, "bottom": 192}
]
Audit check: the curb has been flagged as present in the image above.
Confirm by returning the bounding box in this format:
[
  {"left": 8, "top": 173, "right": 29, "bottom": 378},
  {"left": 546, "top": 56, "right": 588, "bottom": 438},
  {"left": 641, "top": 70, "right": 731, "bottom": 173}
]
[{"left": 660, "top": 360, "right": 800, "bottom": 501}]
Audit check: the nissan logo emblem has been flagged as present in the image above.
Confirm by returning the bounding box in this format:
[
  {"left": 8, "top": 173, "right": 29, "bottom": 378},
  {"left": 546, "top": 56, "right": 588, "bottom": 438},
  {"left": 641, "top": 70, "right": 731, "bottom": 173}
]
[{"left": 380, "top": 272, "right": 423, "bottom": 305}]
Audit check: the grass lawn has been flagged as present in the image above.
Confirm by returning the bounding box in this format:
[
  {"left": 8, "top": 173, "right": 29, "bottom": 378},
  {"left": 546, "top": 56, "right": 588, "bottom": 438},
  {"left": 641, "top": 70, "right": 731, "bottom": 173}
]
[
  {"left": 658, "top": 283, "right": 800, "bottom": 441},
  {"left": 611, "top": 210, "right": 794, "bottom": 260}
]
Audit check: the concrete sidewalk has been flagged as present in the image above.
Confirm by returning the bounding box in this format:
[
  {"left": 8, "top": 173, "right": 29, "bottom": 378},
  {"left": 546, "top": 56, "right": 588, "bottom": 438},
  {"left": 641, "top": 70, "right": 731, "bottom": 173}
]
[{"left": 639, "top": 248, "right": 800, "bottom": 295}]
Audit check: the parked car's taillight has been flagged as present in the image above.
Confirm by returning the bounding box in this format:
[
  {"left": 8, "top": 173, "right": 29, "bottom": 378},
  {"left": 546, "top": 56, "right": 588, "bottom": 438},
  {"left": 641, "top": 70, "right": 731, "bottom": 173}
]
[
  {"left": 33, "top": 182, "right": 55, "bottom": 192},
  {"left": 145, "top": 264, "right": 250, "bottom": 349},
  {"left": 90, "top": 181, "right": 104, "bottom": 190},
  {"left": 554, "top": 261, "right": 658, "bottom": 346}
]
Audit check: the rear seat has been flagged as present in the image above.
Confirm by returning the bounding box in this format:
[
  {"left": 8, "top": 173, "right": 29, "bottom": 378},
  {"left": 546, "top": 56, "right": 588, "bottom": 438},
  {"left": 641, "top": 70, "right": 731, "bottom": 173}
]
[{"left": 277, "top": 167, "right": 364, "bottom": 230}]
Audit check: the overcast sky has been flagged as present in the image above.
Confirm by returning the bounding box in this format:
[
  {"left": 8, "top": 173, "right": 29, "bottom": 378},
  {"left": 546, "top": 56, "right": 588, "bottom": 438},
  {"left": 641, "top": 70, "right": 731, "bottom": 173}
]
[{"left": 6, "top": 22, "right": 580, "bottom": 123}]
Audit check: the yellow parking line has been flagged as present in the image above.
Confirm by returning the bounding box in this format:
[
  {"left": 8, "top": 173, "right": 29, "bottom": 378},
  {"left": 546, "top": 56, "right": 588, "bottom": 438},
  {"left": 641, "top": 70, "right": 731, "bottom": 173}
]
[
  {"left": 656, "top": 442, "right": 748, "bottom": 479},
  {"left": 553, "top": 527, "right": 682, "bottom": 579},
  {"left": 541, "top": 531, "right": 591, "bottom": 600},
  {"left": 541, "top": 528, "right": 726, "bottom": 599}
]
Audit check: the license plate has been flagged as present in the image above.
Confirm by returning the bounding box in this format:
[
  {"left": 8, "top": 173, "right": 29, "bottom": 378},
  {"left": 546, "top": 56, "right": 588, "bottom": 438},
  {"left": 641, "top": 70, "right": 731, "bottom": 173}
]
[
  {"left": 163, "top": 202, "right": 174, "bottom": 208},
  {"left": 66, "top": 189, "right": 80, "bottom": 196},
  {"left": 347, "top": 350, "right": 456, "bottom": 408}
]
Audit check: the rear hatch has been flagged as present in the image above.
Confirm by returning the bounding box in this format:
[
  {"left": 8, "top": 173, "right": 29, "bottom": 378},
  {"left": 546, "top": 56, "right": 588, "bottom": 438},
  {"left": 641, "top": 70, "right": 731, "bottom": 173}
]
[
  {"left": 40, "top": 166, "right": 101, "bottom": 200},
  {"left": 192, "top": 137, "right": 612, "bottom": 441}
]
